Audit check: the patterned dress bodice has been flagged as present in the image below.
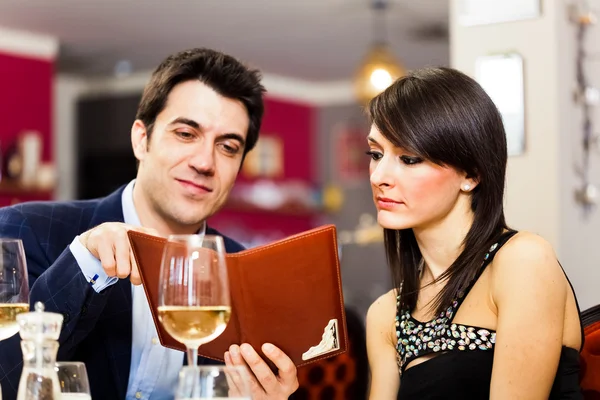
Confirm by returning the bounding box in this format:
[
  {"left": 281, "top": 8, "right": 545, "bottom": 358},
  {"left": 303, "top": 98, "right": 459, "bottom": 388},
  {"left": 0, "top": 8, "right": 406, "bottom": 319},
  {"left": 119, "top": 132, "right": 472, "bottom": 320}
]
[{"left": 395, "top": 231, "right": 517, "bottom": 375}]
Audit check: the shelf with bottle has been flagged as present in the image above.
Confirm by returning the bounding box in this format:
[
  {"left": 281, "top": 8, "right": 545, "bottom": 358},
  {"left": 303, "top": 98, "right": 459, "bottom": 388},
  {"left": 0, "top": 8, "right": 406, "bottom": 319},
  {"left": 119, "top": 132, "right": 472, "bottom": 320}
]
[
  {"left": 223, "top": 197, "right": 322, "bottom": 216},
  {"left": 221, "top": 180, "right": 343, "bottom": 216},
  {"left": 0, "top": 179, "right": 54, "bottom": 196},
  {"left": 0, "top": 130, "right": 56, "bottom": 199}
]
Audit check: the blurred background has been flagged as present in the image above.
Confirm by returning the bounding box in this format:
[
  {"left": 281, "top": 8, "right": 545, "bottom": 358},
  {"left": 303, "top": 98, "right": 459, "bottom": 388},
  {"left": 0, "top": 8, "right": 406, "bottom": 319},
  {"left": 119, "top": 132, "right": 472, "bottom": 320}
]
[{"left": 1, "top": 1, "right": 600, "bottom": 393}]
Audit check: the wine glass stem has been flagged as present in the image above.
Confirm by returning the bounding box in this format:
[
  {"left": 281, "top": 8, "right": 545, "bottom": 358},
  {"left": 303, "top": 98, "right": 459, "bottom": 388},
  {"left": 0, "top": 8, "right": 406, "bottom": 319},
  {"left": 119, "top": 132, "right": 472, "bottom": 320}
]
[{"left": 187, "top": 346, "right": 198, "bottom": 366}]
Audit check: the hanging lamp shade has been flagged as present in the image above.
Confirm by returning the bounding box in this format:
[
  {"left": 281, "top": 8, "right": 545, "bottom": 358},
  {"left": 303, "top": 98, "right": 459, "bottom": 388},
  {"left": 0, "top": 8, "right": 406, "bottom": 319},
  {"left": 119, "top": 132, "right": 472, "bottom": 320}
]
[
  {"left": 354, "top": 43, "right": 405, "bottom": 105},
  {"left": 354, "top": 0, "right": 405, "bottom": 105}
]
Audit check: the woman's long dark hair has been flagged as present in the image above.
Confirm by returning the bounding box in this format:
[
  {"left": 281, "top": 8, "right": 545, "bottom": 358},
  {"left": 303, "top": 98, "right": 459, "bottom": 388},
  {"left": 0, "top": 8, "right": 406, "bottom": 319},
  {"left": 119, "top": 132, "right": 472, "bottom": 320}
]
[{"left": 368, "top": 67, "right": 509, "bottom": 315}]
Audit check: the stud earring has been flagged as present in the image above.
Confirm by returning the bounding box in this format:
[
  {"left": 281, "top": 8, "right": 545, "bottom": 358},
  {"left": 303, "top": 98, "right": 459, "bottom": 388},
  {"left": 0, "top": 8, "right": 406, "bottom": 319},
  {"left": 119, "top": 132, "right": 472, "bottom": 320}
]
[{"left": 463, "top": 184, "right": 471, "bottom": 191}]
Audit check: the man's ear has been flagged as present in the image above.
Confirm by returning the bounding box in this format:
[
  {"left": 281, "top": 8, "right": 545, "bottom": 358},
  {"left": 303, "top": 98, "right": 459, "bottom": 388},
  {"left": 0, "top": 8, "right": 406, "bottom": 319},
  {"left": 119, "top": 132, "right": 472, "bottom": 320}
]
[{"left": 131, "top": 120, "right": 148, "bottom": 162}]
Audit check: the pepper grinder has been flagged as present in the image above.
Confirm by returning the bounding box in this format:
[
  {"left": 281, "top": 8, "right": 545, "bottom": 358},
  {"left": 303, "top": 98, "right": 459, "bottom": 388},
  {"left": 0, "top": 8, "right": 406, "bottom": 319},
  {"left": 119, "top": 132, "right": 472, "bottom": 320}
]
[{"left": 16, "top": 302, "right": 63, "bottom": 400}]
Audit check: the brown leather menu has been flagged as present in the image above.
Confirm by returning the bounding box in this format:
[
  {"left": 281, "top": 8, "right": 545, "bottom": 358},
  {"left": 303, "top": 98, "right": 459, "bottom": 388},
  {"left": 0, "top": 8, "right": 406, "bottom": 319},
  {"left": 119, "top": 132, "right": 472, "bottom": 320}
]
[{"left": 127, "top": 225, "right": 347, "bottom": 368}]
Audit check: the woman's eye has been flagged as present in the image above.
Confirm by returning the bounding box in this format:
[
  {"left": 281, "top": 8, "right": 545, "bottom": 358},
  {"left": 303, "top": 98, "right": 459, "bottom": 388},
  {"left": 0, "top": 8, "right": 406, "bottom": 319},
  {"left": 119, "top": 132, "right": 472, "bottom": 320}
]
[
  {"left": 365, "top": 151, "right": 383, "bottom": 161},
  {"left": 400, "top": 155, "right": 423, "bottom": 165}
]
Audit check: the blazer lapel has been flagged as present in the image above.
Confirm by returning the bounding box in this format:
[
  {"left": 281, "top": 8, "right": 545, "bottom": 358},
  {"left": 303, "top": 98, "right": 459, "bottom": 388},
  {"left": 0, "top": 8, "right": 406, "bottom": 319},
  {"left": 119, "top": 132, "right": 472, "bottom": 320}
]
[{"left": 206, "top": 226, "right": 245, "bottom": 254}]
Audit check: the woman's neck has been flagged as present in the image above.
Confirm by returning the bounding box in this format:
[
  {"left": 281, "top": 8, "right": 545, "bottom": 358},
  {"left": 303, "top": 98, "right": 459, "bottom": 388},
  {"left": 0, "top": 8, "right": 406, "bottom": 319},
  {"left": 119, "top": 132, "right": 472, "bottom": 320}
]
[{"left": 413, "top": 197, "right": 474, "bottom": 281}]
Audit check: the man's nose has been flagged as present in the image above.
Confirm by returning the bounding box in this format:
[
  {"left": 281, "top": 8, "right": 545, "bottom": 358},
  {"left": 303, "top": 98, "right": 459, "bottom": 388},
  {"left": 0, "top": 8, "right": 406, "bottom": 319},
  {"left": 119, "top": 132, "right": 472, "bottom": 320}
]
[{"left": 188, "top": 142, "right": 216, "bottom": 176}]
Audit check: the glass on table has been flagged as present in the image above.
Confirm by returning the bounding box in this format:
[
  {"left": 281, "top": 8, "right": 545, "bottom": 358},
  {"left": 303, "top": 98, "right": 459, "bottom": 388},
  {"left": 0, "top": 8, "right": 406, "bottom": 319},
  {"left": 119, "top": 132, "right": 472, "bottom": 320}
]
[
  {"left": 175, "top": 366, "right": 252, "bottom": 400},
  {"left": 54, "top": 361, "right": 91, "bottom": 400},
  {"left": 0, "top": 238, "right": 30, "bottom": 400},
  {"left": 0, "top": 238, "right": 30, "bottom": 340}
]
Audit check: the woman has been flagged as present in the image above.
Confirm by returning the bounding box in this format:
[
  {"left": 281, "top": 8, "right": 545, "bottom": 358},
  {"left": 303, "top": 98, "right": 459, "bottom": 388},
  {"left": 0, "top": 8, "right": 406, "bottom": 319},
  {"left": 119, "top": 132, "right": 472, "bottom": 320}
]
[{"left": 365, "top": 67, "right": 583, "bottom": 399}]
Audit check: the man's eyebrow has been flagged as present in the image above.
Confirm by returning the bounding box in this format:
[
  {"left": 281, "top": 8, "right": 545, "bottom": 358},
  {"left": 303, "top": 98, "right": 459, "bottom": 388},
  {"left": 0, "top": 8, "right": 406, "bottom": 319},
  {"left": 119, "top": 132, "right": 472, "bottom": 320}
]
[{"left": 167, "top": 117, "right": 200, "bottom": 129}]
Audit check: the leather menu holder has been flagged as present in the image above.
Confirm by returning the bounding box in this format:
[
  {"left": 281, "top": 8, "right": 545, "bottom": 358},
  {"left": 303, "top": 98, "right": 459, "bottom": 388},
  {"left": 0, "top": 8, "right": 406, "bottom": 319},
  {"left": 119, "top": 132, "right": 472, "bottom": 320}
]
[{"left": 127, "top": 224, "right": 347, "bottom": 367}]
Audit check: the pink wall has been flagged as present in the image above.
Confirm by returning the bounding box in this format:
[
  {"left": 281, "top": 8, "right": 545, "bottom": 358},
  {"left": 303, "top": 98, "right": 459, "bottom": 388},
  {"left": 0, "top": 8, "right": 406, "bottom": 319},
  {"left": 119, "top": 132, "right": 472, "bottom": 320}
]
[
  {"left": 0, "top": 52, "right": 54, "bottom": 205},
  {"left": 234, "top": 97, "right": 314, "bottom": 183},
  {"left": 0, "top": 52, "right": 53, "bottom": 161},
  {"left": 209, "top": 97, "right": 319, "bottom": 241},
  {"left": 259, "top": 97, "right": 314, "bottom": 182}
]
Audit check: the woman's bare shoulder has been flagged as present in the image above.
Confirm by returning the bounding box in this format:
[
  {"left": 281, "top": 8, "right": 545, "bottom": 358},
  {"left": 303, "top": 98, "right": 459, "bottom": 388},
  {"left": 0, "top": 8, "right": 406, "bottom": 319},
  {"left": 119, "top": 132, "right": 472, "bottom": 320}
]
[
  {"left": 367, "top": 288, "right": 399, "bottom": 347},
  {"left": 368, "top": 289, "right": 399, "bottom": 318},
  {"left": 491, "top": 230, "right": 565, "bottom": 303},
  {"left": 493, "top": 230, "right": 557, "bottom": 269}
]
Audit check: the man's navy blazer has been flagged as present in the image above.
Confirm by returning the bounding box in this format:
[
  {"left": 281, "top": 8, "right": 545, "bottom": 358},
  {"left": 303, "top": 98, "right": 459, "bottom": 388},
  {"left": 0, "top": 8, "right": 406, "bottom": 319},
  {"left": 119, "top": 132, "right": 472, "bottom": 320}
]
[{"left": 0, "top": 186, "right": 243, "bottom": 400}]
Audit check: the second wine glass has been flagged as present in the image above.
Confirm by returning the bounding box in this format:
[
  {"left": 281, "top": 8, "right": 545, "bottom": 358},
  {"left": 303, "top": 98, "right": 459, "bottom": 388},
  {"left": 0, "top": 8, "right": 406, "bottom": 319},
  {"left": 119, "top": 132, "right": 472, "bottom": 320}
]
[
  {"left": 0, "top": 238, "right": 29, "bottom": 341},
  {"left": 157, "top": 234, "right": 231, "bottom": 366},
  {"left": 0, "top": 238, "right": 30, "bottom": 400}
]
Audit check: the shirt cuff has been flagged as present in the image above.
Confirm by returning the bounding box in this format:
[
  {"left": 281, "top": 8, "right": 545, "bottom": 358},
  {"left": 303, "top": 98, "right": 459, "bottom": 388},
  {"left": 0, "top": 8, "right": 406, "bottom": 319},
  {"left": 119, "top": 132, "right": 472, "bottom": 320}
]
[{"left": 69, "top": 235, "right": 118, "bottom": 293}]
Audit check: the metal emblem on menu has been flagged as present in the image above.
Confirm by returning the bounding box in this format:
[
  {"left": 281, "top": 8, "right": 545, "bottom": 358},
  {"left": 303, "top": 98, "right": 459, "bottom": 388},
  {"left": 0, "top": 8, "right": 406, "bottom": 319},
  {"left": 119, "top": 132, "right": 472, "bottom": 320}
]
[{"left": 302, "top": 319, "right": 339, "bottom": 360}]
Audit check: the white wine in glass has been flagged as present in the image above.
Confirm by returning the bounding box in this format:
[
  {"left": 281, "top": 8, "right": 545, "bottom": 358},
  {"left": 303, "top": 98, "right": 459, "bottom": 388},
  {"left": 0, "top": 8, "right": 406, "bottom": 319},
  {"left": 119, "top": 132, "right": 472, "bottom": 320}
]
[
  {"left": 157, "top": 234, "right": 231, "bottom": 366},
  {"left": 0, "top": 238, "right": 30, "bottom": 400},
  {"left": 0, "top": 303, "right": 30, "bottom": 341}
]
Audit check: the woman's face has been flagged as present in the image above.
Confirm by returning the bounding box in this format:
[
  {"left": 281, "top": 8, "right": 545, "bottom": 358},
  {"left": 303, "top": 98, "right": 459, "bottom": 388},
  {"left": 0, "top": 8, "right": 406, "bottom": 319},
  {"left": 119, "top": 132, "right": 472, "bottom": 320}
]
[{"left": 368, "top": 125, "right": 473, "bottom": 231}]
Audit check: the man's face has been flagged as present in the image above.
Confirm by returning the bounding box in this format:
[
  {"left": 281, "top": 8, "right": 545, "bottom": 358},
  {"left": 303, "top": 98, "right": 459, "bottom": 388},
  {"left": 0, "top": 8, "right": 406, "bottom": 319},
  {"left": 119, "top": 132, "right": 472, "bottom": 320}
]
[{"left": 132, "top": 80, "right": 249, "bottom": 230}]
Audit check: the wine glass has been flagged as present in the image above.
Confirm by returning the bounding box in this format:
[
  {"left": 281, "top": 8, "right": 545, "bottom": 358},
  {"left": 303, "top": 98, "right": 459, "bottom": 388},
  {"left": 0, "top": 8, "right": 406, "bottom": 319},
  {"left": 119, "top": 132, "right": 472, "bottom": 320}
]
[
  {"left": 54, "top": 361, "right": 91, "bottom": 399},
  {"left": 0, "top": 238, "right": 29, "bottom": 400},
  {"left": 175, "top": 366, "right": 251, "bottom": 400},
  {"left": 0, "top": 239, "right": 30, "bottom": 340},
  {"left": 157, "top": 234, "right": 231, "bottom": 367}
]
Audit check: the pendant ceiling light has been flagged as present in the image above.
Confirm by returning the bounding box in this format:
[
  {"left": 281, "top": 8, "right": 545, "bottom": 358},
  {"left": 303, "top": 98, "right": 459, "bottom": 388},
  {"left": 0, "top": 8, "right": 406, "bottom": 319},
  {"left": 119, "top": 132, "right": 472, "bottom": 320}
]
[{"left": 354, "top": 0, "right": 405, "bottom": 105}]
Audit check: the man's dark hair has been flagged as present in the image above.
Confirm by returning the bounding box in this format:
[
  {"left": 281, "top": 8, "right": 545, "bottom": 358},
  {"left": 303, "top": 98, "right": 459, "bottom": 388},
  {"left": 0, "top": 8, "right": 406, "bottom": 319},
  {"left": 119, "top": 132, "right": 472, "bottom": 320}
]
[{"left": 136, "top": 48, "right": 266, "bottom": 156}]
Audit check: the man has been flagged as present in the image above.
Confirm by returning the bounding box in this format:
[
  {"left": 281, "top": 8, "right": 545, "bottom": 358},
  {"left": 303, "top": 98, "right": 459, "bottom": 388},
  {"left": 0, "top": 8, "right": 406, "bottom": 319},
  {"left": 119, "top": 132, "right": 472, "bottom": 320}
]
[{"left": 0, "top": 48, "right": 299, "bottom": 400}]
